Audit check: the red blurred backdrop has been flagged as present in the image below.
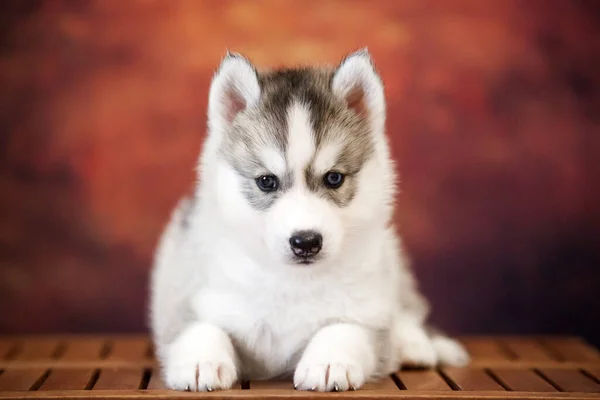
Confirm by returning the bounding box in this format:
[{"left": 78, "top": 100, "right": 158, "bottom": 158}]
[{"left": 0, "top": 1, "right": 599, "bottom": 345}]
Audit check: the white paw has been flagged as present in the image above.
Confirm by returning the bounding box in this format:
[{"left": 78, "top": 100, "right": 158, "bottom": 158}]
[
  {"left": 164, "top": 323, "right": 238, "bottom": 391},
  {"left": 294, "top": 362, "right": 365, "bottom": 392},
  {"left": 396, "top": 326, "right": 438, "bottom": 368},
  {"left": 293, "top": 324, "right": 375, "bottom": 392},
  {"left": 431, "top": 336, "right": 470, "bottom": 367},
  {"left": 166, "top": 359, "right": 237, "bottom": 391}
]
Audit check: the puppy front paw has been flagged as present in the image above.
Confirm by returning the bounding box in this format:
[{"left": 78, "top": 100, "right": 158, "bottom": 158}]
[
  {"left": 164, "top": 323, "right": 238, "bottom": 391},
  {"left": 166, "top": 357, "right": 237, "bottom": 392},
  {"left": 293, "top": 323, "right": 376, "bottom": 392},
  {"left": 294, "top": 361, "right": 365, "bottom": 392}
]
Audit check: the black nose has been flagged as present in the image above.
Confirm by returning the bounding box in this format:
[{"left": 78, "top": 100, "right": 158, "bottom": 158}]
[{"left": 289, "top": 230, "right": 323, "bottom": 257}]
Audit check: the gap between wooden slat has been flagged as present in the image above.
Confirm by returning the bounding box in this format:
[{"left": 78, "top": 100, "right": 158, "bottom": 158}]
[
  {"left": 92, "top": 368, "right": 145, "bottom": 390},
  {"left": 60, "top": 339, "right": 107, "bottom": 361},
  {"left": 484, "top": 368, "right": 511, "bottom": 391},
  {"left": 4, "top": 342, "right": 22, "bottom": 361},
  {"left": 496, "top": 340, "right": 519, "bottom": 360},
  {"left": 396, "top": 369, "right": 453, "bottom": 391},
  {"left": 581, "top": 369, "right": 600, "bottom": 385},
  {"left": 542, "top": 338, "right": 600, "bottom": 362},
  {"left": 28, "top": 369, "right": 51, "bottom": 391},
  {"left": 490, "top": 368, "right": 558, "bottom": 392},
  {"left": 17, "top": 339, "right": 61, "bottom": 361},
  {"left": 139, "top": 368, "right": 151, "bottom": 390},
  {"left": 535, "top": 368, "right": 564, "bottom": 391},
  {"left": 99, "top": 341, "right": 112, "bottom": 360},
  {"left": 502, "top": 339, "right": 558, "bottom": 362},
  {"left": 389, "top": 373, "right": 406, "bottom": 390},
  {"left": 537, "top": 368, "right": 600, "bottom": 393},
  {"left": 39, "top": 368, "right": 94, "bottom": 390},
  {"left": 538, "top": 339, "right": 566, "bottom": 362},
  {"left": 442, "top": 368, "right": 506, "bottom": 391},
  {"left": 437, "top": 368, "right": 461, "bottom": 390},
  {"left": 84, "top": 369, "right": 101, "bottom": 390},
  {"left": 50, "top": 341, "right": 67, "bottom": 360}
]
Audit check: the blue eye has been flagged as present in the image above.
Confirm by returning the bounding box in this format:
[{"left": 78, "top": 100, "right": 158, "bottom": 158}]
[
  {"left": 256, "top": 174, "right": 279, "bottom": 192},
  {"left": 323, "top": 171, "right": 345, "bottom": 189}
]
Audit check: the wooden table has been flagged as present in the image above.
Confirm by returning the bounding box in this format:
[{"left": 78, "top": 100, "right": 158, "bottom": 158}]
[{"left": 0, "top": 335, "right": 599, "bottom": 399}]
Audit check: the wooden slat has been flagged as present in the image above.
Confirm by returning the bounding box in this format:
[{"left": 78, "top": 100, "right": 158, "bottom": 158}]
[
  {"left": 539, "top": 369, "right": 600, "bottom": 393},
  {"left": 585, "top": 367, "right": 600, "bottom": 383},
  {"left": 5, "top": 389, "right": 600, "bottom": 399},
  {"left": 502, "top": 339, "right": 555, "bottom": 361},
  {"left": 0, "top": 340, "right": 17, "bottom": 360},
  {"left": 249, "top": 380, "right": 293, "bottom": 390},
  {"left": 491, "top": 368, "right": 557, "bottom": 392},
  {"left": 249, "top": 377, "right": 397, "bottom": 391},
  {"left": 542, "top": 338, "right": 600, "bottom": 362},
  {"left": 396, "top": 370, "right": 452, "bottom": 391},
  {"left": 461, "top": 338, "right": 512, "bottom": 362},
  {"left": 14, "top": 339, "right": 61, "bottom": 361},
  {"left": 0, "top": 368, "right": 47, "bottom": 391},
  {"left": 362, "top": 376, "right": 399, "bottom": 391},
  {"left": 442, "top": 368, "right": 505, "bottom": 391},
  {"left": 105, "top": 338, "right": 150, "bottom": 362},
  {"left": 146, "top": 369, "right": 167, "bottom": 390},
  {"left": 60, "top": 339, "right": 106, "bottom": 361},
  {"left": 39, "top": 368, "right": 94, "bottom": 390},
  {"left": 93, "top": 368, "right": 143, "bottom": 390}
]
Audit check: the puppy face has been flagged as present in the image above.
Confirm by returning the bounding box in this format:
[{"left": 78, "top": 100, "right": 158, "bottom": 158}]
[{"left": 205, "top": 51, "right": 395, "bottom": 268}]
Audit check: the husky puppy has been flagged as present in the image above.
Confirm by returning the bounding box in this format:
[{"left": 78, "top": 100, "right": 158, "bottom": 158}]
[{"left": 150, "top": 49, "right": 469, "bottom": 392}]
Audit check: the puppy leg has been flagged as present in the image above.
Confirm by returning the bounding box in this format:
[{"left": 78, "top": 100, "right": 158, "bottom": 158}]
[
  {"left": 293, "top": 323, "right": 377, "bottom": 392},
  {"left": 430, "top": 334, "right": 470, "bottom": 367},
  {"left": 163, "top": 322, "right": 238, "bottom": 391},
  {"left": 395, "top": 321, "right": 439, "bottom": 368},
  {"left": 394, "top": 321, "right": 470, "bottom": 368}
]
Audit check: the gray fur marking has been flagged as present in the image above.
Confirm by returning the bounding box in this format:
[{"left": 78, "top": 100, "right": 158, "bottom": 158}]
[{"left": 220, "top": 66, "right": 375, "bottom": 210}]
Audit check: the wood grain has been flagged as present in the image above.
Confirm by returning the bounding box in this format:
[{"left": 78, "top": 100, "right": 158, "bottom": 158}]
[
  {"left": 93, "top": 368, "right": 143, "bottom": 390},
  {"left": 0, "top": 368, "right": 47, "bottom": 391},
  {"left": 502, "top": 339, "right": 556, "bottom": 362},
  {"left": 542, "top": 339, "right": 600, "bottom": 362},
  {"left": 441, "top": 368, "right": 505, "bottom": 391},
  {"left": 461, "top": 339, "right": 512, "bottom": 362},
  {"left": 39, "top": 369, "right": 94, "bottom": 391},
  {"left": 490, "top": 368, "right": 557, "bottom": 392},
  {"left": 538, "top": 369, "right": 600, "bottom": 393},
  {"left": 60, "top": 339, "right": 106, "bottom": 361},
  {"left": 15, "top": 339, "right": 60, "bottom": 361},
  {"left": 395, "top": 370, "right": 451, "bottom": 391},
  {"left": 105, "top": 338, "right": 150, "bottom": 362}
]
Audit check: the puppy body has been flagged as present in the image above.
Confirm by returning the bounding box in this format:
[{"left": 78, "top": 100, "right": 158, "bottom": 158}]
[{"left": 150, "top": 50, "right": 469, "bottom": 392}]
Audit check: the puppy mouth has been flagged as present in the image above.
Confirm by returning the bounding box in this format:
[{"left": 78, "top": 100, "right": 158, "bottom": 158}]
[{"left": 292, "top": 255, "right": 319, "bottom": 265}]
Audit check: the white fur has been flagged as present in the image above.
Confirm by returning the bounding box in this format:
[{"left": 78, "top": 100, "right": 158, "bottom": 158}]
[
  {"left": 313, "top": 141, "right": 342, "bottom": 174},
  {"left": 286, "top": 103, "right": 316, "bottom": 174},
  {"left": 165, "top": 323, "right": 238, "bottom": 391},
  {"left": 150, "top": 50, "right": 469, "bottom": 392},
  {"left": 294, "top": 323, "right": 375, "bottom": 391}
]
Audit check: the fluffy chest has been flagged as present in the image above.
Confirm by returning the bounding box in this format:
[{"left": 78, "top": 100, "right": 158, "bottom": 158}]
[{"left": 190, "top": 270, "right": 392, "bottom": 378}]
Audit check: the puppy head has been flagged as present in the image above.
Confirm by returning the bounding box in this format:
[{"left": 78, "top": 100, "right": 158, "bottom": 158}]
[{"left": 203, "top": 50, "right": 396, "bottom": 268}]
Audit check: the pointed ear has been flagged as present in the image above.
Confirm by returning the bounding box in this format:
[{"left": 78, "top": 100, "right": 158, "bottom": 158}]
[
  {"left": 208, "top": 52, "right": 260, "bottom": 132},
  {"left": 332, "top": 49, "right": 385, "bottom": 124}
]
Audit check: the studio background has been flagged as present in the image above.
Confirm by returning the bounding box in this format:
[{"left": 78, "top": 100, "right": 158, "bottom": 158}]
[{"left": 1, "top": 1, "right": 599, "bottom": 346}]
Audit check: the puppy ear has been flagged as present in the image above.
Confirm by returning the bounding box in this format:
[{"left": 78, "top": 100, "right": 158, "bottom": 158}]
[
  {"left": 208, "top": 51, "right": 260, "bottom": 132},
  {"left": 332, "top": 49, "right": 385, "bottom": 124}
]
